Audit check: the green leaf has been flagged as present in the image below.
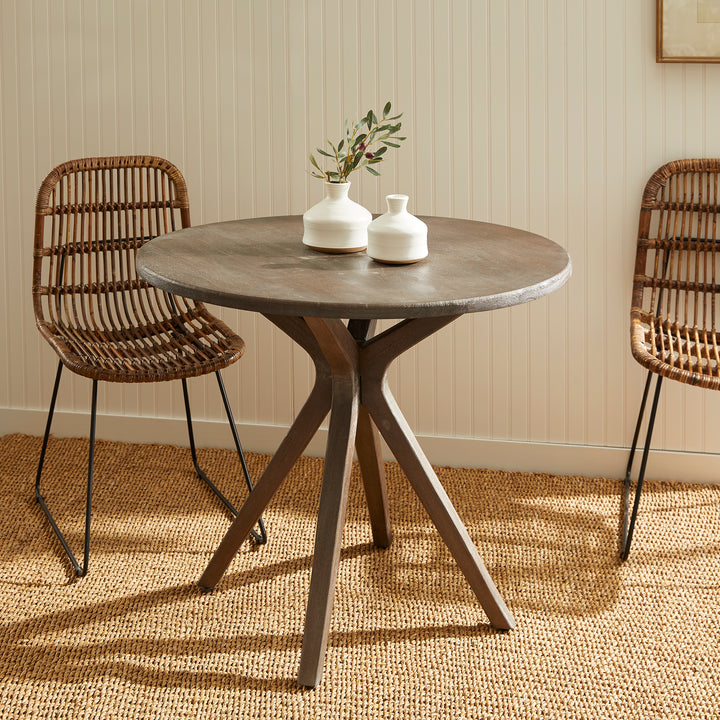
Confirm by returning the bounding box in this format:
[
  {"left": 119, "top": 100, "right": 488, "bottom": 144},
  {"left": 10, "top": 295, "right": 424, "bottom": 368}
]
[
  {"left": 383, "top": 101, "right": 391, "bottom": 116},
  {"left": 366, "top": 166, "right": 380, "bottom": 176},
  {"left": 309, "top": 153, "right": 323, "bottom": 170},
  {"left": 374, "top": 146, "right": 388, "bottom": 156},
  {"left": 316, "top": 149, "right": 334, "bottom": 158},
  {"left": 338, "top": 139, "right": 344, "bottom": 152},
  {"left": 382, "top": 141, "right": 400, "bottom": 148}
]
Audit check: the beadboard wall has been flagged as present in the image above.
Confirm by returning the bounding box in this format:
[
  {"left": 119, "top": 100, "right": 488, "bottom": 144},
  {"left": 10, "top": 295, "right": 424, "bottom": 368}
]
[{"left": 3, "top": 0, "right": 720, "bottom": 483}]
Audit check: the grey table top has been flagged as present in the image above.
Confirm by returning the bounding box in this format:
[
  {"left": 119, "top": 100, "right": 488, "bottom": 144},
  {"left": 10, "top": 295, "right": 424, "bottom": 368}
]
[{"left": 136, "top": 215, "right": 571, "bottom": 319}]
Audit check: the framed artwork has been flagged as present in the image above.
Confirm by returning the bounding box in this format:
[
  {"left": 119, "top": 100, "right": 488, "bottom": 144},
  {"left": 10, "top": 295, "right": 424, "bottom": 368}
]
[{"left": 657, "top": 0, "right": 720, "bottom": 62}]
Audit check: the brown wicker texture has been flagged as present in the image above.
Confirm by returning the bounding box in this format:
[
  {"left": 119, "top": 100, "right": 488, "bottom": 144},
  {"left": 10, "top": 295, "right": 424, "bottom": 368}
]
[
  {"left": 32, "top": 156, "right": 244, "bottom": 383},
  {"left": 632, "top": 158, "right": 720, "bottom": 390}
]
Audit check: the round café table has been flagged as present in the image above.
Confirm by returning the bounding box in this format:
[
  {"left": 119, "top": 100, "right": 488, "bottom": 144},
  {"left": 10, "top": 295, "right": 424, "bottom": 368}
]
[{"left": 136, "top": 215, "right": 571, "bottom": 687}]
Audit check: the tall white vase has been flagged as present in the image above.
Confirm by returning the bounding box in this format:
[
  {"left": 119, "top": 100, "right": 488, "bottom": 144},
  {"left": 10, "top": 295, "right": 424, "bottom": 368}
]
[
  {"left": 302, "top": 182, "right": 371, "bottom": 253},
  {"left": 367, "top": 194, "right": 428, "bottom": 264}
]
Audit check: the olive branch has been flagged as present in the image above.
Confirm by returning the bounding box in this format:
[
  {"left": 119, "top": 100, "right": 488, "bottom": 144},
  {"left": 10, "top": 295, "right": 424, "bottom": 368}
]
[{"left": 309, "top": 101, "right": 406, "bottom": 183}]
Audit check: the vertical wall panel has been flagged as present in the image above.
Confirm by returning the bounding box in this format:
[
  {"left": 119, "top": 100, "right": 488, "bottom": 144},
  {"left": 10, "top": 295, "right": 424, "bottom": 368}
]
[
  {"left": 217, "top": 0, "right": 238, "bottom": 222},
  {"left": 545, "top": 0, "right": 569, "bottom": 445},
  {"left": 487, "top": 2, "right": 511, "bottom": 441},
  {"left": 585, "top": 0, "right": 606, "bottom": 445},
  {"left": 287, "top": 0, "right": 309, "bottom": 215},
  {"left": 623, "top": 0, "right": 648, "bottom": 452},
  {"left": 80, "top": 1, "right": 100, "bottom": 157},
  {"left": 526, "top": 0, "right": 549, "bottom": 442},
  {"left": 603, "top": 0, "right": 626, "bottom": 449},
  {"left": 6, "top": 0, "right": 720, "bottom": 465},
  {"left": 0, "top": 0, "right": 18, "bottom": 410},
  {"left": 564, "top": 0, "right": 587, "bottom": 445},
  {"left": 450, "top": 1, "right": 473, "bottom": 438},
  {"left": 507, "top": 1, "right": 530, "bottom": 441},
  {"left": 468, "top": 1, "right": 493, "bottom": 442}
]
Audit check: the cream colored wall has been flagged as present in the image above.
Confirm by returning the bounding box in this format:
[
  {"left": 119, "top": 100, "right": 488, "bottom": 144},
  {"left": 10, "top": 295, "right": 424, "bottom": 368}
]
[{"left": 3, "top": 0, "right": 720, "bottom": 482}]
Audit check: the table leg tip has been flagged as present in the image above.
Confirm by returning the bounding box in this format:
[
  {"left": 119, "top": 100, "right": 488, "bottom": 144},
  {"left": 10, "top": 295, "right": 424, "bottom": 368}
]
[
  {"left": 297, "top": 675, "right": 321, "bottom": 689},
  {"left": 373, "top": 531, "right": 393, "bottom": 549},
  {"left": 491, "top": 612, "right": 516, "bottom": 631}
]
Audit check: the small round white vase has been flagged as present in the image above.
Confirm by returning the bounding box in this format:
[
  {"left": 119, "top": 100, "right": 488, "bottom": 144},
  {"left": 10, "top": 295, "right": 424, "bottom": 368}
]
[
  {"left": 367, "top": 194, "right": 428, "bottom": 264},
  {"left": 302, "top": 182, "right": 371, "bottom": 253}
]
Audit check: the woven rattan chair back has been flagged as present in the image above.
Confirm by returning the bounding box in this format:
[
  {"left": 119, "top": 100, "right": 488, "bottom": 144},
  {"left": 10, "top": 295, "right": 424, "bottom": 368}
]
[
  {"left": 32, "top": 156, "right": 265, "bottom": 577},
  {"left": 632, "top": 158, "right": 720, "bottom": 389},
  {"left": 623, "top": 158, "right": 720, "bottom": 559},
  {"left": 33, "top": 156, "right": 242, "bottom": 383}
]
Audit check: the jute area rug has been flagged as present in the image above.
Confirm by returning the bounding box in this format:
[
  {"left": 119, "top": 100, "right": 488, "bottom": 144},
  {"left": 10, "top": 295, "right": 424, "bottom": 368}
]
[{"left": 1, "top": 433, "right": 719, "bottom": 719}]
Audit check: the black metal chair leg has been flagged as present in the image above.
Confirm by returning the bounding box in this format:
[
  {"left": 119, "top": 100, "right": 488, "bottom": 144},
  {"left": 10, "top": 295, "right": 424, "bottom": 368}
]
[
  {"left": 181, "top": 376, "right": 267, "bottom": 545},
  {"left": 35, "top": 362, "right": 63, "bottom": 501},
  {"left": 35, "top": 362, "right": 97, "bottom": 577},
  {"left": 215, "top": 372, "right": 267, "bottom": 544},
  {"left": 82, "top": 381, "right": 98, "bottom": 576},
  {"left": 620, "top": 369, "right": 654, "bottom": 547},
  {"left": 621, "top": 372, "right": 663, "bottom": 561}
]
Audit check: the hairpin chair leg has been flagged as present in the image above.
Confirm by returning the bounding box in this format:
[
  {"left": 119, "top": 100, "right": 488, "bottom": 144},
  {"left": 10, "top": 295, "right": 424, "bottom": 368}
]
[
  {"left": 35, "top": 361, "right": 97, "bottom": 577},
  {"left": 181, "top": 375, "right": 266, "bottom": 545},
  {"left": 621, "top": 371, "right": 663, "bottom": 561}
]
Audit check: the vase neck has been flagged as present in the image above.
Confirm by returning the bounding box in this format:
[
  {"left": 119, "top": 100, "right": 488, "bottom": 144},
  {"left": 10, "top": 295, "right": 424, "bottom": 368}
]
[
  {"left": 325, "top": 182, "right": 351, "bottom": 200},
  {"left": 386, "top": 194, "right": 409, "bottom": 214}
]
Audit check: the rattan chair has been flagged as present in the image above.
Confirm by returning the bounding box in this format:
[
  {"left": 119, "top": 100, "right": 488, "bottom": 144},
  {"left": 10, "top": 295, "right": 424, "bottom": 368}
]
[
  {"left": 33, "top": 156, "right": 266, "bottom": 576},
  {"left": 622, "top": 158, "right": 720, "bottom": 559}
]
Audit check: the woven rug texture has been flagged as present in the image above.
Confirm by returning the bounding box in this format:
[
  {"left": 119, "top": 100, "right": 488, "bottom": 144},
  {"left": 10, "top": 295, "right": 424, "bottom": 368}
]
[{"left": 1, "top": 433, "right": 719, "bottom": 719}]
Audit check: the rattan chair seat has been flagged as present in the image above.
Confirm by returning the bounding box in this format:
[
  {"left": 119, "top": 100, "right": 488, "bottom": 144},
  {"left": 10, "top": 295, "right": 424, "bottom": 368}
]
[
  {"left": 36, "top": 304, "right": 244, "bottom": 383},
  {"left": 631, "top": 315, "right": 720, "bottom": 390}
]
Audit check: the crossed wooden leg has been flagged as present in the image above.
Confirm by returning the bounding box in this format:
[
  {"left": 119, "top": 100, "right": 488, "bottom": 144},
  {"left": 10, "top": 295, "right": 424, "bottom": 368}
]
[{"left": 198, "top": 314, "right": 514, "bottom": 688}]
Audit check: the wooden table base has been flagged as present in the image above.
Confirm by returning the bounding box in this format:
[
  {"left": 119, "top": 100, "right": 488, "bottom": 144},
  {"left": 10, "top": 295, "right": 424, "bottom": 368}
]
[{"left": 197, "top": 314, "right": 516, "bottom": 687}]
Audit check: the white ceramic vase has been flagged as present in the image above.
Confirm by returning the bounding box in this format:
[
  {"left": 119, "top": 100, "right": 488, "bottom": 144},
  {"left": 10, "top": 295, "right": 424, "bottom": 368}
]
[
  {"left": 302, "top": 182, "right": 371, "bottom": 253},
  {"left": 367, "top": 194, "right": 428, "bottom": 264}
]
